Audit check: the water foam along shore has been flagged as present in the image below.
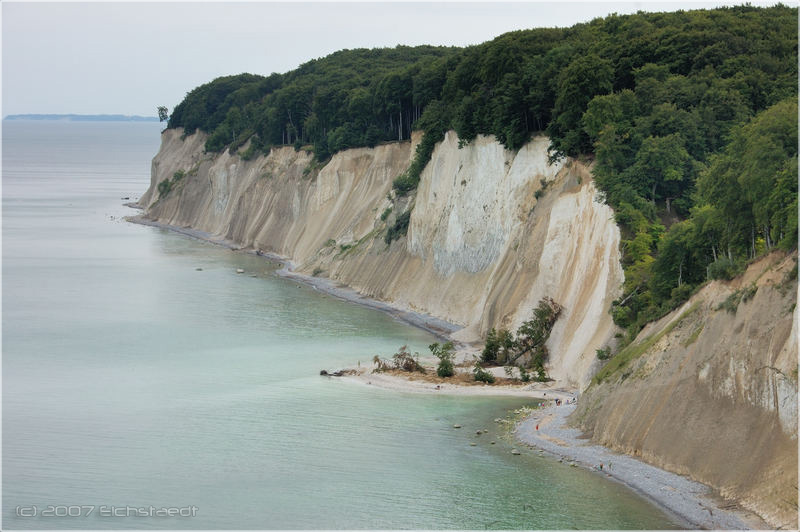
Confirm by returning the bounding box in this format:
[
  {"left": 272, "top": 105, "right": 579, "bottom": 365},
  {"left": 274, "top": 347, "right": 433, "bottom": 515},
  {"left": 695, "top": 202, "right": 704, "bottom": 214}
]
[
  {"left": 515, "top": 403, "right": 769, "bottom": 530},
  {"left": 126, "top": 213, "right": 766, "bottom": 530}
]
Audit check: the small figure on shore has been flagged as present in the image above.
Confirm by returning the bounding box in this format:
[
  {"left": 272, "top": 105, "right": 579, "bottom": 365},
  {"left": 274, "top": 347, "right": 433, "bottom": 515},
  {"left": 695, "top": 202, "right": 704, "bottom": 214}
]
[
  {"left": 535, "top": 424, "right": 539, "bottom": 431},
  {"left": 599, "top": 463, "right": 604, "bottom": 471}
]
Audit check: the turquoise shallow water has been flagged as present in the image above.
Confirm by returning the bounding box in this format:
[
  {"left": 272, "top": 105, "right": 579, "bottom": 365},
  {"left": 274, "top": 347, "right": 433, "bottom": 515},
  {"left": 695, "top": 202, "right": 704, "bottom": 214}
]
[{"left": 2, "top": 121, "right": 679, "bottom": 529}]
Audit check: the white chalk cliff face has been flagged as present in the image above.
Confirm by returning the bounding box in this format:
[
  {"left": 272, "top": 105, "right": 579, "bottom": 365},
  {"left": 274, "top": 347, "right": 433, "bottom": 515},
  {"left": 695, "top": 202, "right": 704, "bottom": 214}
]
[{"left": 141, "top": 129, "right": 624, "bottom": 388}]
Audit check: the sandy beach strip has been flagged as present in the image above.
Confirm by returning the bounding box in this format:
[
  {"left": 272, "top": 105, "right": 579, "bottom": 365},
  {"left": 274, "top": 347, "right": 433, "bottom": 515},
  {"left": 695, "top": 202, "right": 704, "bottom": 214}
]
[
  {"left": 338, "top": 367, "right": 578, "bottom": 399},
  {"left": 515, "top": 403, "right": 768, "bottom": 530}
]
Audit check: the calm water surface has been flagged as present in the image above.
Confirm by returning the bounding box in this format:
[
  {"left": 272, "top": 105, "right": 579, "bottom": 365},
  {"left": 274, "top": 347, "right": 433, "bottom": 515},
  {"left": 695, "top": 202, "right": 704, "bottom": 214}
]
[{"left": 2, "top": 121, "right": 679, "bottom": 529}]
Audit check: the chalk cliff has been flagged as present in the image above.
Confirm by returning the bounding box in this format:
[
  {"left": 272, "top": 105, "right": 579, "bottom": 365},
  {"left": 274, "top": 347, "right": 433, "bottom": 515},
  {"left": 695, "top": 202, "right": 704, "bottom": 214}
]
[
  {"left": 139, "top": 128, "right": 624, "bottom": 388},
  {"left": 571, "top": 253, "right": 798, "bottom": 528}
]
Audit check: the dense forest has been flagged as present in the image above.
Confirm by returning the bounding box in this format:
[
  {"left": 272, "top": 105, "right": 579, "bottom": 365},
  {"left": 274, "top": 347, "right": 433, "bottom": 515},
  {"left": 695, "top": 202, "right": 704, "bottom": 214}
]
[{"left": 165, "top": 4, "right": 797, "bottom": 345}]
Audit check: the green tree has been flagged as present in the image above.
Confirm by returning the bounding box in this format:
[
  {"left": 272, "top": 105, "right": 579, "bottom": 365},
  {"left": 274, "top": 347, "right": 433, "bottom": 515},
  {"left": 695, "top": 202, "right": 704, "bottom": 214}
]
[
  {"left": 650, "top": 220, "right": 701, "bottom": 300},
  {"left": 698, "top": 98, "right": 798, "bottom": 256},
  {"left": 629, "top": 133, "right": 690, "bottom": 204},
  {"left": 481, "top": 327, "right": 515, "bottom": 364},
  {"left": 481, "top": 328, "right": 500, "bottom": 364},
  {"left": 548, "top": 54, "right": 614, "bottom": 156},
  {"left": 430, "top": 341, "right": 455, "bottom": 378},
  {"left": 513, "top": 298, "right": 562, "bottom": 370},
  {"left": 157, "top": 106, "right": 169, "bottom": 123}
]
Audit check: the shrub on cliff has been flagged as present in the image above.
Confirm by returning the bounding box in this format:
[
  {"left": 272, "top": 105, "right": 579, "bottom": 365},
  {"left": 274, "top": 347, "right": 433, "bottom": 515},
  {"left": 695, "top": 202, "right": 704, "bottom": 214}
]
[
  {"left": 481, "top": 328, "right": 515, "bottom": 364},
  {"left": 385, "top": 210, "right": 411, "bottom": 245},
  {"left": 707, "top": 257, "right": 742, "bottom": 281},
  {"left": 512, "top": 298, "right": 562, "bottom": 371},
  {"left": 480, "top": 298, "right": 562, "bottom": 379},
  {"left": 157, "top": 179, "right": 172, "bottom": 199},
  {"left": 596, "top": 347, "right": 612, "bottom": 360}
]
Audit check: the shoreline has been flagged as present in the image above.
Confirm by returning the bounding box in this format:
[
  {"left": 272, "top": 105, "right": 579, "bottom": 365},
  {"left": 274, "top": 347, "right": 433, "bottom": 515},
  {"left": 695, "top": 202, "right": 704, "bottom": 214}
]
[
  {"left": 339, "top": 366, "right": 579, "bottom": 399},
  {"left": 126, "top": 210, "right": 766, "bottom": 530},
  {"left": 515, "top": 403, "right": 768, "bottom": 530},
  {"left": 126, "top": 214, "right": 461, "bottom": 342}
]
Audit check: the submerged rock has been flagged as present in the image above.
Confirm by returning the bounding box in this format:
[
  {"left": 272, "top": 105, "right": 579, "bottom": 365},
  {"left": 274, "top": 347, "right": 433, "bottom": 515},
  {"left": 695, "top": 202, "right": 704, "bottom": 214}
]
[{"left": 320, "top": 369, "right": 354, "bottom": 377}]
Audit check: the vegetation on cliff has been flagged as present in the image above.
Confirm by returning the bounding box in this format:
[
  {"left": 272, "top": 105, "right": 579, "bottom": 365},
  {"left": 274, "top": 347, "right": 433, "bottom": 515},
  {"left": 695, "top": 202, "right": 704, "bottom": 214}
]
[
  {"left": 166, "top": 47, "right": 458, "bottom": 157},
  {"left": 481, "top": 298, "right": 563, "bottom": 380},
  {"left": 164, "top": 5, "right": 797, "bottom": 342}
]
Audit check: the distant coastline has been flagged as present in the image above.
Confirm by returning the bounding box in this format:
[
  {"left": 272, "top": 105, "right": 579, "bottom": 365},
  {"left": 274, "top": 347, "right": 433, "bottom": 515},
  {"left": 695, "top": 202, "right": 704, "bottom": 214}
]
[{"left": 3, "top": 114, "right": 158, "bottom": 122}]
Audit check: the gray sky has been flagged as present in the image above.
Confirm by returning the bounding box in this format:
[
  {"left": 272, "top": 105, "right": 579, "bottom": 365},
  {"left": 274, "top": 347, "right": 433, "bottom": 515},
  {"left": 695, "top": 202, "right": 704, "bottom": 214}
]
[{"left": 1, "top": 1, "right": 785, "bottom": 116}]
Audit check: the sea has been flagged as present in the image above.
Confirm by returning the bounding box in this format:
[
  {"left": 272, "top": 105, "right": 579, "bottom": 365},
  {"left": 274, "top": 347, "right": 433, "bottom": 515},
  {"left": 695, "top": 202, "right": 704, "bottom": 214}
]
[{"left": 2, "top": 120, "right": 680, "bottom": 529}]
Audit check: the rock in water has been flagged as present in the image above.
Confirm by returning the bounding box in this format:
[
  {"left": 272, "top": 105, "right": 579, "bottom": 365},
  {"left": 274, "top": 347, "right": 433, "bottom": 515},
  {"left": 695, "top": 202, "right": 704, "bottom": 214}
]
[
  {"left": 453, "top": 424, "right": 462, "bottom": 429},
  {"left": 511, "top": 448, "right": 521, "bottom": 455}
]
